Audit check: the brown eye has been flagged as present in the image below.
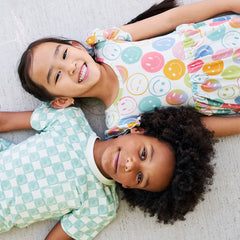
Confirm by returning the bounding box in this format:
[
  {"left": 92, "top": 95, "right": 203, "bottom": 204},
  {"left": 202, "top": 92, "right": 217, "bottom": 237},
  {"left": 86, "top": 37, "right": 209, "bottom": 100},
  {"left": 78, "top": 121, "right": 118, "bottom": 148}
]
[
  {"left": 56, "top": 71, "right": 61, "bottom": 83},
  {"left": 141, "top": 148, "right": 146, "bottom": 160}
]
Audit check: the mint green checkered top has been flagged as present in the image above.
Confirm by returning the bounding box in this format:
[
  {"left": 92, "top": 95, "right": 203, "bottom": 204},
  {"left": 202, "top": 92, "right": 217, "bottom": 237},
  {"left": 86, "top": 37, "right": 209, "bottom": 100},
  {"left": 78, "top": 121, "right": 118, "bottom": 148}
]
[{"left": 0, "top": 103, "right": 118, "bottom": 240}]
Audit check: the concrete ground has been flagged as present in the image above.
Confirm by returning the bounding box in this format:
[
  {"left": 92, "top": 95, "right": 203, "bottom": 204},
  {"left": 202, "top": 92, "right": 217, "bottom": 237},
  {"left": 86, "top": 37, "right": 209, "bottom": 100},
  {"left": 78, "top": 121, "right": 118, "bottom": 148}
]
[{"left": 0, "top": 0, "right": 239, "bottom": 239}]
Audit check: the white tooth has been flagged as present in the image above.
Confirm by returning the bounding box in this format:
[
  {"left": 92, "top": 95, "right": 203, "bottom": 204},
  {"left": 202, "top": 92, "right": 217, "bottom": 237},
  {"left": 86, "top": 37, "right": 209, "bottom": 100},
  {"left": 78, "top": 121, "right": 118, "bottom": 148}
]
[{"left": 79, "top": 65, "right": 87, "bottom": 82}]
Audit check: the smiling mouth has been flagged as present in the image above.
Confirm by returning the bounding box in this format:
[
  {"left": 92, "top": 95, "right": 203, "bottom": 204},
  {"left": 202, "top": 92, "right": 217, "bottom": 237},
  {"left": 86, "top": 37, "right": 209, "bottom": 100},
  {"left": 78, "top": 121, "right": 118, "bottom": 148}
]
[
  {"left": 114, "top": 151, "right": 120, "bottom": 172},
  {"left": 78, "top": 63, "right": 89, "bottom": 83}
]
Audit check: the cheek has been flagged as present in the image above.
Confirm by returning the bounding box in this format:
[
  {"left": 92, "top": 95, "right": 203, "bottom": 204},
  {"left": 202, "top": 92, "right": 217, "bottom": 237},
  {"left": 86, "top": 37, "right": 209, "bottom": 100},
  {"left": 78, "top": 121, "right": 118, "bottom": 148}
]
[
  {"left": 116, "top": 172, "right": 134, "bottom": 187},
  {"left": 153, "top": 161, "right": 174, "bottom": 189},
  {"left": 88, "top": 62, "right": 101, "bottom": 79},
  {"left": 101, "top": 149, "right": 115, "bottom": 175},
  {"left": 58, "top": 75, "right": 74, "bottom": 88}
]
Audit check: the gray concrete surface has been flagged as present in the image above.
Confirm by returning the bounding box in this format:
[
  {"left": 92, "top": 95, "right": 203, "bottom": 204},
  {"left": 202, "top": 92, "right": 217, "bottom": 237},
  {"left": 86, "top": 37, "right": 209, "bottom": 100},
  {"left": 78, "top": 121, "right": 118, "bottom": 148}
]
[{"left": 0, "top": 0, "right": 239, "bottom": 239}]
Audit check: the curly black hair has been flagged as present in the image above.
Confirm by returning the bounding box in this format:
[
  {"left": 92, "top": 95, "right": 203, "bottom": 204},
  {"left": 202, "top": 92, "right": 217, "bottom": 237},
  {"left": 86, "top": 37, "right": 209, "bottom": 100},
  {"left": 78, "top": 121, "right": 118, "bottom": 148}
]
[{"left": 118, "top": 107, "right": 215, "bottom": 224}]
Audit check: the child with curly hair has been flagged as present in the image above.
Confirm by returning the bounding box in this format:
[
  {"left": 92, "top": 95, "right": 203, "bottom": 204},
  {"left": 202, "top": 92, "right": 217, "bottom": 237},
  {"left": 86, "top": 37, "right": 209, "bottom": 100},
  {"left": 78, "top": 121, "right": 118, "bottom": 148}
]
[{"left": 0, "top": 104, "right": 214, "bottom": 239}]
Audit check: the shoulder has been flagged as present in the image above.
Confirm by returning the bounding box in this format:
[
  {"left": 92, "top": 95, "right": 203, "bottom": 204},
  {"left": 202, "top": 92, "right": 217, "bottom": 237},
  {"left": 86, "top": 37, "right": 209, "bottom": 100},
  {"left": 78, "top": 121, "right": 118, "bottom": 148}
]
[{"left": 31, "top": 103, "right": 87, "bottom": 131}]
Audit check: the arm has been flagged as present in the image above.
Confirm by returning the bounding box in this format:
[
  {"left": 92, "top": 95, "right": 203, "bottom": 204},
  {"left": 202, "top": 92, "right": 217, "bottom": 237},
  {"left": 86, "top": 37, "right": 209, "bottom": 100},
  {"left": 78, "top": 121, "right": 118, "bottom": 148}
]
[
  {"left": 201, "top": 116, "right": 240, "bottom": 137},
  {"left": 45, "top": 221, "right": 72, "bottom": 240},
  {"left": 120, "top": 0, "right": 239, "bottom": 41},
  {"left": 0, "top": 111, "right": 33, "bottom": 133}
]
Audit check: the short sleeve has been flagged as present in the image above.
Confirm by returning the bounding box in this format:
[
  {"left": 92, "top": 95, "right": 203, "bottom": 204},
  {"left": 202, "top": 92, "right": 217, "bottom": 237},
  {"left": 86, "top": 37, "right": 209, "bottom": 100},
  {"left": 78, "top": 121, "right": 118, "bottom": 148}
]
[
  {"left": 61, "top": 209, "right": 116, "bottom": 240},
  {"left": 86, "top": 27, "right": 132, "bottom": 47},
  {"left": 61, "top": 183, "right": 118, "bottom": 240},
  {"left": 30, "top": 102, "right": 87, "bottom": 133},
  {"left": 31, "top": 102, "right": 59, "bottom": 131},
  {"left": 0, "top": 138, "right": 14, "bottom": 151}
]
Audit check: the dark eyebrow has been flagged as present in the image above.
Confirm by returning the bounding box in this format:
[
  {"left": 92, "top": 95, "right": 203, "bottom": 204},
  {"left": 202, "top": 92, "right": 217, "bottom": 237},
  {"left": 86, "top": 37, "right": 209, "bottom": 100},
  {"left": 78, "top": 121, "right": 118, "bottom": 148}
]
[{"left": 47, "top": 44, "right": 61, "bottom": 83}]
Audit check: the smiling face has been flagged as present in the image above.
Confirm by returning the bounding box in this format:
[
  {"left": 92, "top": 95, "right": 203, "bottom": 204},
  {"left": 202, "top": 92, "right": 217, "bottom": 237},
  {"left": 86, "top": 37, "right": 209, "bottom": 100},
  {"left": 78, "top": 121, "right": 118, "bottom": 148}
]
[
  {"left": 29, "top": 42, "right": 101, "bottom": 99},
  {"left": 96, "top": 132, "right": 175, "bottom": 192}
]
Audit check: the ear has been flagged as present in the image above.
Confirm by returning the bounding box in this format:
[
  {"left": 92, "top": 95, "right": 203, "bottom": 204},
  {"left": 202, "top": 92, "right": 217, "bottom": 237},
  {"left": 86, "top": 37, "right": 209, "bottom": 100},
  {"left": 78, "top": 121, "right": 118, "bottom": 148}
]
[
  {"left": 130, "top": 127, "right": 145, "bottom": 134},
  {"left": 50, "top": 97, "right": 74, "bottom": 109},
  {"left": 70, "top": 41, "right": 87, "bottom": 52}
]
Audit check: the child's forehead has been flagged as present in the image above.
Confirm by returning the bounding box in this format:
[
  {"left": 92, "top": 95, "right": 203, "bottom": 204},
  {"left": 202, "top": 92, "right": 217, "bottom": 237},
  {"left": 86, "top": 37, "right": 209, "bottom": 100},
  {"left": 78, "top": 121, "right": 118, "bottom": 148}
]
[
  {"left": 34, "top": 41, "right": 68, "bottom": 53},
  {"left": 32, "top": 42, "right": 65, "bottom": 67},
  {"left": 31, "top": 42, "right": 56, "bottom": 65},
  {"left": 36, "top": 42, "right": 60, "bottom": 52}
]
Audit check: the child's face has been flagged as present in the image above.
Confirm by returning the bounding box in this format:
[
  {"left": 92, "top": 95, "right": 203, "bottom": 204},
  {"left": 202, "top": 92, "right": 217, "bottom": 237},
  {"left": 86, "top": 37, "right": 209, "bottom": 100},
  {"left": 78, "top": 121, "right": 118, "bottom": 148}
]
[
  {"left": 29, "top": 42, "right": 101, "bottom": 98},
  {"left": 99, "top": 133, "right": 175, "bottom": 192}
]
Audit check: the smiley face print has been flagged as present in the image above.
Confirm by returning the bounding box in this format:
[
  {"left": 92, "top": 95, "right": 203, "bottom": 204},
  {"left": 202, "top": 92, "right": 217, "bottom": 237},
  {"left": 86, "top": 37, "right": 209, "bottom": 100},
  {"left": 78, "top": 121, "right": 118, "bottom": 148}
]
[
  {"left": 117, "top": 96, "right": 138, "bottom": 116},
  {"left": 202, "top": 60, "right": 224, "bottom": 75},
  {"left": 222, "top": 31, "right": 240, "bottom": 49},
  {"left": 218, "top": 84, "right": 240, "bottom": 100},
  {"left": 163, "top": 59, "right": 186, "bottom": 80},
  {"left": 148, "top": 75, "right": 171, "bottom": 97},
  {"left": 126, "top": 73, "right": 149, "bottom": 96},
  {"left": 121, "top": 46, "right": 142, "bottom": 64},
  {"left": 141, "top": 52, "right": 165, "bottom": 73},
  {"left": 102, "top": 43, "right": 121, "bottom": 60},
  {"left": 152, "top": 37, "right": 175, "bottom": 51}
]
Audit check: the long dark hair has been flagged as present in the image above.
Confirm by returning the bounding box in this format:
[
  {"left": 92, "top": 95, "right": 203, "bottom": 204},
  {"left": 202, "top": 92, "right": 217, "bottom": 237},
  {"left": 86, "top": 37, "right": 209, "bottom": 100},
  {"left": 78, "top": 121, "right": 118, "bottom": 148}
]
[
  {"left": 127, "top": 0, "right": 177, "bottom": 24},
  {"left": 18, "top": 38, "right": 76, "bottom": 101}
]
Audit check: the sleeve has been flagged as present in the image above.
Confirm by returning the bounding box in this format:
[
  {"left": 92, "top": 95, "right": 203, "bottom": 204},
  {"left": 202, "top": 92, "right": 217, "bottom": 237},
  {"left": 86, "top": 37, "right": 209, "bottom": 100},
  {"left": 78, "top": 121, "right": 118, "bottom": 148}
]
[
  {"left": 30, "top": 102, "right": 86, "bottom": 132},
  {"left": 86, "top": 27, "right": 132, "bottom": 47},
  {"left": 31, "top": 102, "right": 94, "bottom": 138},
  {"left": 0, "top": 138, "right": 14, "bottom": 151},
  {"left": 60, "top": 208, "right": 117, "bottom": 240},
  {"left": 30, "top": 102, "right": 58, "bottom": 132}
]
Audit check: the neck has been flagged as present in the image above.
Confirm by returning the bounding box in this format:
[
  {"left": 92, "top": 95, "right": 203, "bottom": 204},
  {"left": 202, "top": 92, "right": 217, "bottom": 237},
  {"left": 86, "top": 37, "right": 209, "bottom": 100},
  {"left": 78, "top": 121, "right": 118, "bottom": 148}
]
[{"left": 96, "top": 63, "right": 119, "bottom": 108}]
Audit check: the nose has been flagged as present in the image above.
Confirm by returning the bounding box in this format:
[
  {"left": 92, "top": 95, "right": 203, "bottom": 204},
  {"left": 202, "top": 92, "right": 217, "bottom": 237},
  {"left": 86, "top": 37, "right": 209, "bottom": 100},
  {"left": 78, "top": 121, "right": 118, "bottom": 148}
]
[
  {"left": 67, "top": 61, "right": 77, "bottom": 75},
  {"left": 60, "top": 60, "right": 76, "bottom": 76},
  {"left": 125, "top": 158, "right": 138, "bottom": 172}
]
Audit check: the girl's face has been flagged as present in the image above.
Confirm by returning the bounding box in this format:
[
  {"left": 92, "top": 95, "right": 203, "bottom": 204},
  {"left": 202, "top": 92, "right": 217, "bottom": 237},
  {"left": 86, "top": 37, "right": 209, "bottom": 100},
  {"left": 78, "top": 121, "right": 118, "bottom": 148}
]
[
  {"left": 98, "top": 133, "right": 175, "bottom": 192},
  {"left": 29, "top": 42, "right": 101, "bottom": 98}
]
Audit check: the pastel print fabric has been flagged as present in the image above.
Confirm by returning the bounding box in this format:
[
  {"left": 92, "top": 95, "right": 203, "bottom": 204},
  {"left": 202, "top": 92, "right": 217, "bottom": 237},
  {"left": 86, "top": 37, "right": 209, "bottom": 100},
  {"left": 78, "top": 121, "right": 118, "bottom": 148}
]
[
  {"left": 87, "top": 15, "right": 240, "bottom": 138},
  {"left": 177, "top": 15, "right": 240, "bottom": 115},
  {"left": 0, "top": 103, "right": 118, "bottom": 240}
]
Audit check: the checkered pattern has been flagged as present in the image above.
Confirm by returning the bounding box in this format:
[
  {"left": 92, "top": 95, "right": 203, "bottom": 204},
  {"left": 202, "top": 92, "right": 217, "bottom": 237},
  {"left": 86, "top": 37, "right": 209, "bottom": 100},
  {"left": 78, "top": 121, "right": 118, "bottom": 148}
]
[{"left": 0, "top": 103, "right": 118, "bottom": 239}]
